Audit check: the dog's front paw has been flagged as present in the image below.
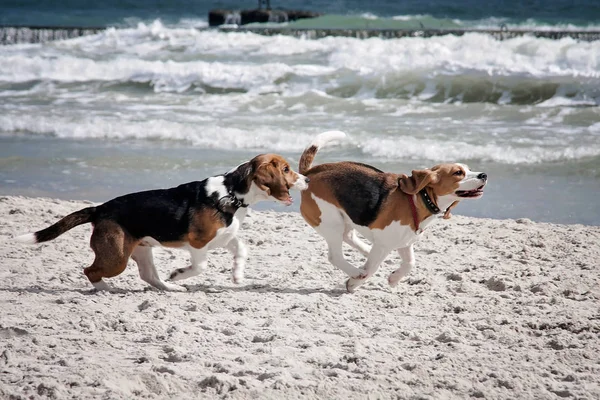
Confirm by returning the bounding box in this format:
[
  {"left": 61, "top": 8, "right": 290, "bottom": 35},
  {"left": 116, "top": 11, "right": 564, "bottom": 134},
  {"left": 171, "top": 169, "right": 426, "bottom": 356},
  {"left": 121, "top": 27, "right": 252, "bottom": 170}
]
[
  {"left": 163, "top": 282, "right": 188, "bottom": 292},
  {"left": 388, "top": 273, "right": 401, "bottom": 288},
  {"left": 388, "top": 264, "right": 413, "bottom": 288},
  {"left": 388, "top": 268, "right": 405, "bottom": 287}
]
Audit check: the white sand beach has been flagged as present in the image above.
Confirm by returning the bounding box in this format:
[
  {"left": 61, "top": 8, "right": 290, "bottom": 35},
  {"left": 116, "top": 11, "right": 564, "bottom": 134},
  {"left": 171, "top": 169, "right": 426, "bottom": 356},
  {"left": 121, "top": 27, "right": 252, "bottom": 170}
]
[{"left": 0, "top": 195, "right": 599, "bottom": 399}]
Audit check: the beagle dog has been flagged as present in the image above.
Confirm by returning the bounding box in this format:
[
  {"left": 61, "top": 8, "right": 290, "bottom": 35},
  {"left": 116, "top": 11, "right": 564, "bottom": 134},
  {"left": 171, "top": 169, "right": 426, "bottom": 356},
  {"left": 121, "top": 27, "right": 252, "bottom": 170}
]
[
  {"left": 15, "top": 154, "right": 308, "bottom": 291},
  {"left": 299, "top": 131, "right": 488, "bottom": 292}
]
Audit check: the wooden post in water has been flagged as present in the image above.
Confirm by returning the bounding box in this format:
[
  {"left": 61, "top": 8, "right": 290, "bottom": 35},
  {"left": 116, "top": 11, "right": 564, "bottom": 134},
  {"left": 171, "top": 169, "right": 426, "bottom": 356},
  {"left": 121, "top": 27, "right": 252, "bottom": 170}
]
[{"left": 258, "top": 0, "right": 271, "bottom": 10}]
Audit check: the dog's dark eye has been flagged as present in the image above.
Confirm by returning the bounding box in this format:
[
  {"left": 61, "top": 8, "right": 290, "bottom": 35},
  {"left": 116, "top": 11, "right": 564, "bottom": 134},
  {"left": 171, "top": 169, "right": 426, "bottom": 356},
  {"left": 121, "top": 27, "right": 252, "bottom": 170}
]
[
  {"left": 283, "top": 166, "right": 290, "bottom": 173},
  {"left": 453, "top": 170, "right": 463, "bottom": 176}
]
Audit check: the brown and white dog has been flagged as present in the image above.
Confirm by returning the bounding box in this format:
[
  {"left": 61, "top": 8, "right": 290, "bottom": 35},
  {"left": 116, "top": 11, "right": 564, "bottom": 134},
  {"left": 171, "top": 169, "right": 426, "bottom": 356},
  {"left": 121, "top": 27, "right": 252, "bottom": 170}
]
[
  {"left": 15, "top": 154, "right": 308, "bottom": 291},
  {"left": 299, "top": 131, "right": 488, "bottom": 292}
]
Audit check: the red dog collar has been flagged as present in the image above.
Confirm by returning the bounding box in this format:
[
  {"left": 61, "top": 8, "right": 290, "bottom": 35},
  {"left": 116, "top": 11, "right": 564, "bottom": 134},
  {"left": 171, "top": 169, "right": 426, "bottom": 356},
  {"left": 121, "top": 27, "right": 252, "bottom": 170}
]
[{"left": 408, "top": 194, "right": 420, "bottom": 233}]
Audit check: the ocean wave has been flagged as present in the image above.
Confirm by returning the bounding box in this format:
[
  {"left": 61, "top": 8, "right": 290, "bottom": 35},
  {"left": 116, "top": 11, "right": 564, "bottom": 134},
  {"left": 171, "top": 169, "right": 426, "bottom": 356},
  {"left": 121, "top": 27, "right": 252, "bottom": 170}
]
[
  {"left": 357, "top": 135, "right": 600, "bottom": 164},
  {"left": 0, "top": 61, "right": 597, "bottom": 106},
  {"left": 0, "top": 54, "right": 297, "bottom": 93},
  {"left": 1, "top": 114, "right": 598, "bottom": 165},
  {"left": 1, "top": 22, "right": 599, "bottom": 104},
  {"left": 6, "top": 21, "right": 600, "bottom": 75},
  {"left": 470, "top": 17, "right": 600, "bottom": 31},
  {"left": 2, "top": 75, "right": 597, "bottom": 107},
  {"left": 0, "top": 114, "right": 319, "bottom": 151},
  {"left": 325, "top": 33, "right": 600, "bottom": 78}
]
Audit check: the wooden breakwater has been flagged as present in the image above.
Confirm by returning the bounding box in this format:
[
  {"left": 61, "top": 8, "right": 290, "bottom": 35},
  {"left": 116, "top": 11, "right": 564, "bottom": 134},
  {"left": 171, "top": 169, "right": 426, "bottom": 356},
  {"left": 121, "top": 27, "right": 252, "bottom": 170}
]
[
  {"left": 217, "top": 26, "right": 600, "bottom": 41},
  {"left": 0, "top": 26, "right": 105, "bottom": 45},
  {"left": 2, "top": 25, "right": 600, "bottom": 45}
]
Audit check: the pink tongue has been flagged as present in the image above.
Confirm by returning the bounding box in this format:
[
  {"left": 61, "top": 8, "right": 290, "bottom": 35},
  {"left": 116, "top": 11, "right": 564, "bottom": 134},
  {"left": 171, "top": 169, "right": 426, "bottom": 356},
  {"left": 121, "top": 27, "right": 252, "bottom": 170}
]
[{"left": 284, "top": 195, "right": 293, "bottom": 205}]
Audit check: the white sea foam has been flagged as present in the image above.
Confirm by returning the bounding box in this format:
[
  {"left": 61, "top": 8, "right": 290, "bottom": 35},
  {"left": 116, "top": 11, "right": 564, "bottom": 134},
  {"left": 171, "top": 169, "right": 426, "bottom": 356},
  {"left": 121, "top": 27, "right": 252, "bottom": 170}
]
[
  {"left": 472, "top": 17, "right": 600, "bottom": 31},
  {"left": 326, "top": 33, "right": 600, "bottom": 79},
  {"left": 537, "top": 95, "right": 598, "bottom": 108},
  {"left": 358, "top": 135, "right": 600, "bottom": 164},
  {"left": 1, "top": 33, "right": 598, "bottom": 106},
  {"left": 0, "top": 114, "right": 320, "bottom": 152},
  {"left": 1, "top": 22, "right": 599, "bottom": 168},
  {"left": 0, "top": 55, "right": 300, "bottom": 93},
  {"left": 392, "top": 14, "right": 430, "bottom": 21},
  {"left": 175, "top": 18, "right": 209, "bottom": 29},
  {"left": 0, "top": 113, "right": 597, "bottom": 165},
  {"left": 2, "top": 25, "right": 600, "bottom": 87},
  {"left": 360, "top": 13, "right": 379, "bottom": 20}
]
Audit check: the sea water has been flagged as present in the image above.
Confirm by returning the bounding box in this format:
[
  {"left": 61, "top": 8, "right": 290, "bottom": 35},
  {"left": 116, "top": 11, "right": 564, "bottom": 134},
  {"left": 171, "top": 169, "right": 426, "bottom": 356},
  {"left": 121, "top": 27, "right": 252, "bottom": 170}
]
[{"left": 0, "top": 1, "right": 599, "bottom": 225}]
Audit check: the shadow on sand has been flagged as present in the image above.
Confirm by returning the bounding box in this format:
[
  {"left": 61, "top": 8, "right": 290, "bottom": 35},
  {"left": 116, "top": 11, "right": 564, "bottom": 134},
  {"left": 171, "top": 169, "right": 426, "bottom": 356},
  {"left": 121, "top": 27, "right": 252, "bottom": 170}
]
[
  {"left": 0, "top": 283, "right": 349, "bottom": 297},
  {"left": 183, "top": 282, "right": 347, "bottom": 297}
]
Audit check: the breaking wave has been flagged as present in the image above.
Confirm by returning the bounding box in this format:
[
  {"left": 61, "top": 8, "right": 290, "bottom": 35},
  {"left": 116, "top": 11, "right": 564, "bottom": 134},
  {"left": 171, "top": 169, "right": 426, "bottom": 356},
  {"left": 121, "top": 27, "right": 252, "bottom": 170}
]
[{"left": 1, "top": 23, "right": 599, "bottom": 105}]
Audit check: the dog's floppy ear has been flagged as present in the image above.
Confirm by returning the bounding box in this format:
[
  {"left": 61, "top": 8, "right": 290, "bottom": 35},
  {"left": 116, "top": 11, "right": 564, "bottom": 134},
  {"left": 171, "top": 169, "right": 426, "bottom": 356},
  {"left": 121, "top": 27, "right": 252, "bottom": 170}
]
[
  {"left": 250, "top": 157, "right": 273, "bottom": 195},
  {"left": 399, "top": 169, "right": 438, "bottom": 195},
  {"left": 443, "top": 201, "right": 460, "bottom": 219}
]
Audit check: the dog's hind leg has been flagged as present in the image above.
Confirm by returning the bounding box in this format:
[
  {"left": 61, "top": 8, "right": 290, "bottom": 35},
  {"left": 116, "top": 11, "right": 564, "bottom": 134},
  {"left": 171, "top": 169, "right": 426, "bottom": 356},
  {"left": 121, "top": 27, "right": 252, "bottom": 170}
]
[
  {"left": 388, "top": 245, "right": 415, "bottom": 287},
  {"left": 84, "top": 221, "right": 136, "bottom": 291},
  {"left": 167, "top": 247, "right": 208, "bottom": 282},
  {"left": 131, "top": 246, "right": 186, "bottom": 291},
  {"left": 325, "top": 236, "right": 362, "bottom": 278},
  {"left": 314, "top": 219, "right": 362, "bottom": 278},
  {"left": 305, "top": 197, "right": 362, "bottom": 278}
]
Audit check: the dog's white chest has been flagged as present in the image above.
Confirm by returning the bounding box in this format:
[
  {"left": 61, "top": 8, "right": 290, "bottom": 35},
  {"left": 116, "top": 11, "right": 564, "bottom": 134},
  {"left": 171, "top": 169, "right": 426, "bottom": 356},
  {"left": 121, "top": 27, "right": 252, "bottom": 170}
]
[
  {"left": 355, "top": 220, "right": 419, "bottom": 249},
  {"left": 208, "top": 217, "right": 240, "bottom": 249}
]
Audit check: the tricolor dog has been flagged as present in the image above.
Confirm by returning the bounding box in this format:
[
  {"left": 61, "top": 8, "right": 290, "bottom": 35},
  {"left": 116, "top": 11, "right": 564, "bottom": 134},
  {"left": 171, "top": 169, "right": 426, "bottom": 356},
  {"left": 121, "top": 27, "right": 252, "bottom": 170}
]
[
  {"left": 299, "top": 131, "right": 488, "bottom": 292},
  {"left": 15, "top": 154, "right": 308, "bottom": 291}
]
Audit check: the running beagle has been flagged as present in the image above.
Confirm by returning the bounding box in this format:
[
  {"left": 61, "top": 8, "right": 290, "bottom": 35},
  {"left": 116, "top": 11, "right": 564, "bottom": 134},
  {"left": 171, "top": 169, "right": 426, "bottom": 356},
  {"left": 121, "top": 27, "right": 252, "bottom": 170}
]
[
  {"left": 299, "top": 131, "right": 488, "bottom": 292},
  {"left": 15, "top": 154, "right": 308, "bottom": 291}
]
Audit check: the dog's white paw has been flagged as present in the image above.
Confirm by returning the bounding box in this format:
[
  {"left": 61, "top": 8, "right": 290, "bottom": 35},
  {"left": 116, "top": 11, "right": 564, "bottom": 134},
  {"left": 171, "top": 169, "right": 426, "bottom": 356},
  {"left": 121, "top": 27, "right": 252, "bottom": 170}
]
[
  {"left": 388, "top": 267, "right": 411, "bottom": 288},
  {"left": 345, "top": 275, "right": 367, "bottom": 293},
  {"left": 232, "top": 274, "right": 244, "bottom": 285},
  {"left": 162, "top": 282, "right": 188, "bottom": 292},
  {"left": 91, "top": 280, "right": 111, "bottom": 292},
  {"left": 388, "top": 274, "right": 401, "bottom": 288}
]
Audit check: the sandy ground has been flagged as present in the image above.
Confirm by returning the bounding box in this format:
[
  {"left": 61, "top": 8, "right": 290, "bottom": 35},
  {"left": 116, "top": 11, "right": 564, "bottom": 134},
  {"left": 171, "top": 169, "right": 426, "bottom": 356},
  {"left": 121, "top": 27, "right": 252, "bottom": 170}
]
[{"left": 0, "top": 195, "right": 599, "bottom": 399}]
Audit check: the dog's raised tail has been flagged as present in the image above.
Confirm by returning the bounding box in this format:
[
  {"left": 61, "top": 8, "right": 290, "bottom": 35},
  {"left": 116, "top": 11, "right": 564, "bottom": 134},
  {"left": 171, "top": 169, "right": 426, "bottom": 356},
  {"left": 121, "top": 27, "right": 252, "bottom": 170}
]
[
  {"left": 299, "top": 130, "right": 347, "bottom": 174},
  {"left": 14, "top": 206, "right": 97, "bottom": 245}
]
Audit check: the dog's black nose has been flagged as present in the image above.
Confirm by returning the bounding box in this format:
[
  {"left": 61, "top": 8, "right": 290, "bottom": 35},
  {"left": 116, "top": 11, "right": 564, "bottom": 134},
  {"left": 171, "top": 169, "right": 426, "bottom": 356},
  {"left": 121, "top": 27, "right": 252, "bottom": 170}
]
[
  {"left": 305, "top": 177, "right": 310, "bottom": 183},
  {"left": 478, "top": 173, "right": 487, "bottom": 181}
]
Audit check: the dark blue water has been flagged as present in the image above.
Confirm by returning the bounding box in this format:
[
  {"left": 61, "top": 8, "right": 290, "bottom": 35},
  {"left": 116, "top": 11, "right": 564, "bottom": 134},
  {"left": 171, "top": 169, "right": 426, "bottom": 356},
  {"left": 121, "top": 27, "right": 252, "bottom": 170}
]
[{"left": 1, "top": 0, "right": 600, "bottom": 27}]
